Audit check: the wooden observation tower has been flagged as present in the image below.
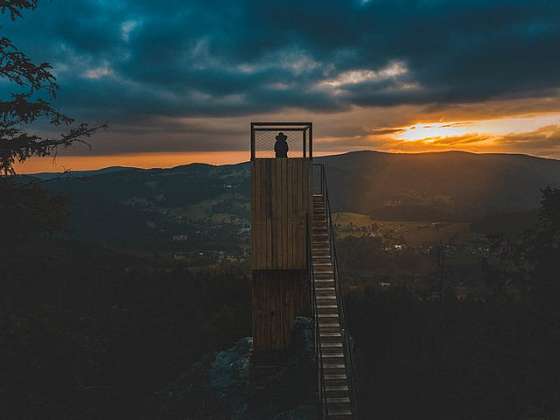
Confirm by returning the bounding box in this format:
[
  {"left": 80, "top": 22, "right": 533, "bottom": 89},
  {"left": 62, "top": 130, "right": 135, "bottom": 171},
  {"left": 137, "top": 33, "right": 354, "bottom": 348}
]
[
  {"left": 250, "top": 122, "right": 355, "bottom": 419},
  {"left": 250, "top": 122, "right": 313, "bottom": 354}
]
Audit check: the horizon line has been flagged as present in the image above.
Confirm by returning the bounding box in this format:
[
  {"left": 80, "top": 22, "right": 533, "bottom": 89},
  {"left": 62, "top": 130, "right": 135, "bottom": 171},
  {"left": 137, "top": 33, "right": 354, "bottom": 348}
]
[{"left": 14, "top": 149, "right": 560, "bottom": 175}]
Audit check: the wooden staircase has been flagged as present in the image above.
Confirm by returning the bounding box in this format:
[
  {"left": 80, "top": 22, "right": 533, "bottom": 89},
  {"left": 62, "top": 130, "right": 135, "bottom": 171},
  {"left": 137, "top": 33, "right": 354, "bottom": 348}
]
[{"left": 311, "top": 193, "right": 354, "bottom": 419}]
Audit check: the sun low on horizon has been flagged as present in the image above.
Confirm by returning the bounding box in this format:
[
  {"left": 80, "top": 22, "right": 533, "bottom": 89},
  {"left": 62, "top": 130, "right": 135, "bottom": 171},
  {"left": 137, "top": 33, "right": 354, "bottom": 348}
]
[
  {"left": 15, "top": 110, "right": 560, "bottom": 173},
  {"left": 6, "top": 0, "right": 560, "bottom": 173}
]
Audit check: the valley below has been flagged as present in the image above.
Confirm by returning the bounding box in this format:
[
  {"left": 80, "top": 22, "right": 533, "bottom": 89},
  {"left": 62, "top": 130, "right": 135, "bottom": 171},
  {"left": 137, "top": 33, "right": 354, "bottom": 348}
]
[{"left": 5, "top": 150, "right": 560, "bottom": 419}]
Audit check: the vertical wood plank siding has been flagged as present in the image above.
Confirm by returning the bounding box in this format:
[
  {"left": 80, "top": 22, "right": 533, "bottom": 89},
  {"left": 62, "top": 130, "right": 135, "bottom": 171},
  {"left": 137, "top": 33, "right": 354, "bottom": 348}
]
[
  {"left": 251, "top": 158, "right": 310, "bottom": 270},
  {"left": 251, "top": 269, "right": 308, "bottom": 352}
]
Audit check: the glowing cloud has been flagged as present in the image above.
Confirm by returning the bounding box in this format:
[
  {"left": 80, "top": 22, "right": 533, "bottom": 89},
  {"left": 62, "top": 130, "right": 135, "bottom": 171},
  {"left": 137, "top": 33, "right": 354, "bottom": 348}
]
[
  {"left": 320, "top": 62, "right": 408, "bottom": 88},
  {"left": 83, "top": 65, "right": 113, "bottom": 80},
  {"left": 397, "top": 113, "right": 560, "bottom": 142}
]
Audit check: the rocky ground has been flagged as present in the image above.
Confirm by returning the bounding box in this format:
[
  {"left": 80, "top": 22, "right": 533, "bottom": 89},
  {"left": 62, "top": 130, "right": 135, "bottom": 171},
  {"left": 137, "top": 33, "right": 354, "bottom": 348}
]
[{"left": 159, "top": 317, "right": 317, "bottom": 420}]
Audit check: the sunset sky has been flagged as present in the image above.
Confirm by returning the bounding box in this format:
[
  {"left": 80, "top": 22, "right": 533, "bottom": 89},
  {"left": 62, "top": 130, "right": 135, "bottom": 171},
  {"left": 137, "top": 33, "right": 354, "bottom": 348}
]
[{"left": 5, "top": 0, "right": 560, "bottom": 173}]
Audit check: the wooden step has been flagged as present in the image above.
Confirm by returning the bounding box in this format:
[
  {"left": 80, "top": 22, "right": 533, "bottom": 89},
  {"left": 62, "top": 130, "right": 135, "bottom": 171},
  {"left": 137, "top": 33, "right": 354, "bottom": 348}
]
[
  {"left": 326, "top": 408, "right": 353, "bottom": 418},
  {"left": 315, "top": 281, "right": 334, "bottom": 287},
  {"left": 325, "top": 373, "right": 347, "bottom": 380},
  {"left": 312, "top": 242, "right": 330, "bottom": 247},
  {"left": 317, "top": 304, "right": 338, "bottom": 310},
  {"left": 319, "top": 320, "right": 342, "bottom": 332},
  {"left": 320, "top": 332, "right": 342, "bottom": 338},
  {"left": 322, "top": 356, "right": 345, "bottom": 364},
  {"left": 320, "top": 342, "right": 343, "bottom": 349},
  {"left": 317, "top": 300, "right": 337, "bottom": 306},
  {"left": 324, "top": 384, "right": 349, "bottom": 394},
  {"left": 321, "top": 335, "right": 343, "bottom": 343},
  {"left": 320, "top": 327, "right": 341, "bottom": 334},
  {"left": 312, "top": 251, "right": 331, "bottom": 256},
  {"left": 323, "top": 364, "right": 346, "bottom": 371},
  {"left": 317, "top": 306, "right": 338, "bottom": 314},
  {"left": 323, "top": 366, "right": 347, "bottom": 374},
  {"left": 315, "top": 271, "right": 334, "bottom": 277},
  {"left": 327, "top": 397, "right": 351, "bottom": 404},
  {"left": 319, "top": 322, "right": 341, "bottom": 330},
  {"left": 317, "top": 313, "right": 338, "bottom": 319},
  {"left": 314, "top": 271, "right": 334, "bottom": 277},
  {"left": 321, "top": 352, "right": 344, "bottom": 360},
  {"left": 314, "top": 271, "right": 334, "bottom": 276},
  {"left": 315, "top": 282, "right": 335, "bottom": 288}
]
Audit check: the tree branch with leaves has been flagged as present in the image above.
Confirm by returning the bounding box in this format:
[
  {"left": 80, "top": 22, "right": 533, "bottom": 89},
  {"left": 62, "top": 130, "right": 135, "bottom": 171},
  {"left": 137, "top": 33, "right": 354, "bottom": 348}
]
[{"left": 0, "top": 0, "right": 105, "bottom": 175}]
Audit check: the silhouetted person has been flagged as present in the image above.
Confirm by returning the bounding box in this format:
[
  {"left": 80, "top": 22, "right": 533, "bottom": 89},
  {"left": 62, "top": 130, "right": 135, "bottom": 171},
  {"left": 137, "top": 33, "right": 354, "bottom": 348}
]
[{"left": 274, "top": 132, "right": 288, "bottom": 158}]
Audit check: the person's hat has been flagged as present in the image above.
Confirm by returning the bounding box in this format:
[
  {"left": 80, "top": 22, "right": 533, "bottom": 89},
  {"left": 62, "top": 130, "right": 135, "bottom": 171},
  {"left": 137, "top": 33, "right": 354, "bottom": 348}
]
[{"left": 275, "top": 132, "right": 288, "bottom": 141}]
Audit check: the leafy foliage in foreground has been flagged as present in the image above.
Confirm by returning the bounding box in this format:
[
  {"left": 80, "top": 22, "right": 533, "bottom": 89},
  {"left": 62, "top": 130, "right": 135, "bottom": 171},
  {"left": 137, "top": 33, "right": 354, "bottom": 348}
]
[
  {"left": 0, "top": 177, "right": 68, "bottom": 240},
  {"left": 0, "top": 0, "right": 103, "bottom": 175}
]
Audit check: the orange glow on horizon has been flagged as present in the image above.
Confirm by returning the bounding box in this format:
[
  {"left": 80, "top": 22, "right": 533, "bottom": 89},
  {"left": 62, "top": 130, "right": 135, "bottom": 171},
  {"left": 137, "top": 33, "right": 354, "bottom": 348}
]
[
  {"left": 12, "top": 111, "right": 560, "bottom": 174},
  {"left": 14, "top": 150, "right": 340, "bottom": 174},
  {"left": 14, "top": 151, "right": 250, "bottom": 174}
]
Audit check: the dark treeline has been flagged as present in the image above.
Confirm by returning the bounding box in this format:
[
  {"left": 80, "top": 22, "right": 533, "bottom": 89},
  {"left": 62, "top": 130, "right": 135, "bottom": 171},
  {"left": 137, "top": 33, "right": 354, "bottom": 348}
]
[
  {"left": 341, "top": 187, "right": 560, "bottom": 419},
  {"left": 1, "top": 234, "right": 251, "bottom": 419},
  {"left": 347, "top": 289, "right": 560, "bottom": 419}
]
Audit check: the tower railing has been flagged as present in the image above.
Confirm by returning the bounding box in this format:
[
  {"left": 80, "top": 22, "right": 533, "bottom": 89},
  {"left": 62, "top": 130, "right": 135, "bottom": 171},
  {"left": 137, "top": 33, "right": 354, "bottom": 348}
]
[{"left": 251, "top": 122, "right": 313, "bottom": 161}]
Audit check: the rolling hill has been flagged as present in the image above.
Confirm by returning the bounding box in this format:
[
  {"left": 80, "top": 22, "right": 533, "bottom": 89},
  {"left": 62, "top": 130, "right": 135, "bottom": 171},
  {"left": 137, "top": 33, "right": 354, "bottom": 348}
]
[
  {"left": 28, "top": 151, "right": 560, "bottom": 249},
  {"left": 319, "top": 151, "right": 560, "bottom": 221}
]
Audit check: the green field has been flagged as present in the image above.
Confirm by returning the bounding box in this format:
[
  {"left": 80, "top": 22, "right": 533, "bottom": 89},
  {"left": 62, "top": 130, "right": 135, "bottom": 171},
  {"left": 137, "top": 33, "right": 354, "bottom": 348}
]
[{"left": 333, "top": 212, "right": 473, "bottom": 246}]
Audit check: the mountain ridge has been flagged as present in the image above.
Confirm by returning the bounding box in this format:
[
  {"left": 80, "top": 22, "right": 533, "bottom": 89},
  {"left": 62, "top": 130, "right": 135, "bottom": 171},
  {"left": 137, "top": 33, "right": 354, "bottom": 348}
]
[
  {"left": 24, "top": 150, "right": 560, "bottom": 177},
  {"left": 22, "top": 150, "right": 560, "bottom": 249}
]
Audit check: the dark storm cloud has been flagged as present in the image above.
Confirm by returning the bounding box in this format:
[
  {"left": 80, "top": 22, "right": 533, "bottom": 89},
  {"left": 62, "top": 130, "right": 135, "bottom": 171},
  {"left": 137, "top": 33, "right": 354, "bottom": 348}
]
[{"left": 3, "top": 0, "right": 560, "bottom": 122}]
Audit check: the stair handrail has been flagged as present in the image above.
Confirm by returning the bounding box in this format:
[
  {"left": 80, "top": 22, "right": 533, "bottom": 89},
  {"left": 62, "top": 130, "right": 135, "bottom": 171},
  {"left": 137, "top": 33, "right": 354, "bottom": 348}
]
[
  {"left": 308, "top": 210, "right": 328, "bottom": 419},
  {"left": 313, "top": 163, "right": 358, "bottom": 418}
]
